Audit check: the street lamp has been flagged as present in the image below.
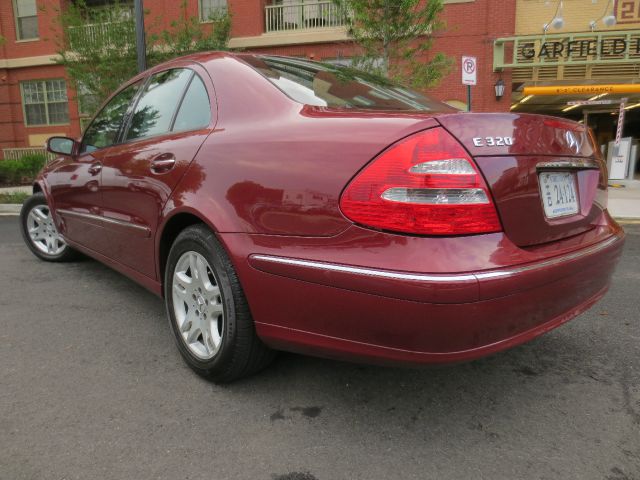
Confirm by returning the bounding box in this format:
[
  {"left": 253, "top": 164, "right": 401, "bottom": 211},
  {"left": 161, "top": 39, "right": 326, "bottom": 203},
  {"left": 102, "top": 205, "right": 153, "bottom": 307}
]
[
  {"left": 589, "top": 0, "right": 617, "bottom": 30},
  {"left": 543, "top": 0, "right": 565, "bottom": 33},
  {"left": 134, "top": 0, "right": 146, "bottom": 72},
  {"left": 494, "top": 79, "right": 506, "bottom": 101}
]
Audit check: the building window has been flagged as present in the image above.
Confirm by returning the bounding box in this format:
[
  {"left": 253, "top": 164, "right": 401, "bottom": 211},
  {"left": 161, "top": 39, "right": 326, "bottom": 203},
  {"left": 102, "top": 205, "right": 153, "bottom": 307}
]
[
  {"left": 76, "top": 81, "right": 101, "bottom": 128},
  {"left": 13, "top": 0, "right": 39, "bottom": 40},
  {"left": 21, "top": 80, "right": 70, "bottom": 126},
  {"left": 199, "top": 0, "right": 227, "bottom": 22}
]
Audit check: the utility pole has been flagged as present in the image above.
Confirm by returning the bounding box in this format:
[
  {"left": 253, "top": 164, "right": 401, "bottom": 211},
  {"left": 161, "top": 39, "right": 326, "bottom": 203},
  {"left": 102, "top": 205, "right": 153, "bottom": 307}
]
[{"left": 134, "top": 0, "right": 146, "bottom": 72}]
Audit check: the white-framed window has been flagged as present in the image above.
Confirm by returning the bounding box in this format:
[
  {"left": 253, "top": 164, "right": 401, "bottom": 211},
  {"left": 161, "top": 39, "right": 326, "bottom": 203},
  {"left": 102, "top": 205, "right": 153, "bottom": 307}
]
[
  {"left": 13, "top": 0, "right": 39, "bottom": 40},
  {"left": 20, "top": 79, "right": 70, "bottom": 126},
  {"left": 76, "top": 82, "right": 100, "bottom": 117},
  {"left": 199, "top": 0, "right": 227, "bottom": 22}
]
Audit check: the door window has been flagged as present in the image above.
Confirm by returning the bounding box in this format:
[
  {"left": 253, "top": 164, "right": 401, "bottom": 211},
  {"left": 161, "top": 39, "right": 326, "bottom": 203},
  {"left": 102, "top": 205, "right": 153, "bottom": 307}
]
[
  {"left": 81, "top": 82, "right": 141, "bottom": 153},
  {"left": 125, "top": 69, "right": 193, "bottom": 141},
  {"left": 172, "top": 75, "right": 212, "bottom": 132}
]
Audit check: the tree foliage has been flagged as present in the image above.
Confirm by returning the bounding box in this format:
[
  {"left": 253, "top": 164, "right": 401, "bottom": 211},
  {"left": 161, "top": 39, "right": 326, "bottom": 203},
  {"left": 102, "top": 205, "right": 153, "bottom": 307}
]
[
  {"left": 333, "top": 0, "right": 450, "bottom": 88},
  {"left": 55, "top": 0, "right": 231, "bottom": 116},
  {"left": 149, "top": 4, "right": 231, "bottom": 64}
]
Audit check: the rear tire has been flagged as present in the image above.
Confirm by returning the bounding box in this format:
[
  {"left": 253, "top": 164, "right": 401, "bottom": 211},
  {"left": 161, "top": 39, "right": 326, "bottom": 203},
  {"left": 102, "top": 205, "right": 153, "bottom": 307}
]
[
  {"left": 165, "top": 224, "right": 275, "bottom": 383},
  {"left": 20, "top": 193, "right": 78, "bottom": 262}
]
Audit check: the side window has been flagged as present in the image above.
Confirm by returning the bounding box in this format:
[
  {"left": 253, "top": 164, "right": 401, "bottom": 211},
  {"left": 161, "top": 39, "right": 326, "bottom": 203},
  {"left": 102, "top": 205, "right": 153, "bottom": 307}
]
[
  {"left": 172, "top": 75, "right": 212, "bottom": 132},
  {"left": 81, "top": 82, "right": 140, "bottom": 153},
  {"left": 126, "top": 69, "right": 192, "bottom": 141}
]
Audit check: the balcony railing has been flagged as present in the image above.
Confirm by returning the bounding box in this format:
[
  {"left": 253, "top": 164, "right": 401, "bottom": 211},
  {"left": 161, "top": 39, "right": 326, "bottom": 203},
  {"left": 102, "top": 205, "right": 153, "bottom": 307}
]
[
  {"left": 265, "top": 1, "right": 346, "bottom": 33},
  {"left": 67, "top": 21, "right": 134, "bottom": 49},
  {"left": 2, "top": 148, "right": 56, "bottom": 162}
]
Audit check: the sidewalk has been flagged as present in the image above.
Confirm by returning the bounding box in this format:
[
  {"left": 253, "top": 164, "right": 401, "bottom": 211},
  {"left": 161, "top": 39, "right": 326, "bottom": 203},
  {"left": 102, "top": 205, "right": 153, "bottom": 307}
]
[
  {"left": 0, "top": 186, "right": 30, "bottom": 215},
  {"left": 608, "top": 180, "right": 640, "bottom": 221}
]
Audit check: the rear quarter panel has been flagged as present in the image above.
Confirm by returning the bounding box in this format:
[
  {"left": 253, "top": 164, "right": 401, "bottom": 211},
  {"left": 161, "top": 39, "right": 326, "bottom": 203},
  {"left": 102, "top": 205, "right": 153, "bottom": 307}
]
[{"left": 164, "top": 56, "right": 439, "bottom": 236}]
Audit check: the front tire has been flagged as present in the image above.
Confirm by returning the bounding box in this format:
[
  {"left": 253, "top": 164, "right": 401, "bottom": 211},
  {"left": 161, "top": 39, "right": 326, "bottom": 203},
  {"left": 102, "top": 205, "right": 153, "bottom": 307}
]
[
  {"left": 20, "top": 193, "right": 78, "bottom": 262},
  {"left": 165, "top": 224, "right": 275, "bottom": 383}
]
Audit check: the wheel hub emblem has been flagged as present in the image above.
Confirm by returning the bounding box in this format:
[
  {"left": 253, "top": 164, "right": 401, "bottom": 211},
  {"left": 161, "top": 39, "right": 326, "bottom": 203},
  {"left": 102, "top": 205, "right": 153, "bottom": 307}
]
[{"left": 196, "top": 295, "right": 206, "bottom": 308}]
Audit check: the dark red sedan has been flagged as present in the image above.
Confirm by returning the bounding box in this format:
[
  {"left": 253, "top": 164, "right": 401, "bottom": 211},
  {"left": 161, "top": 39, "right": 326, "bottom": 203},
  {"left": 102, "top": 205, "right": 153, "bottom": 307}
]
[{"left": 20, "top": 53, "right": 625, "bottom": 382}]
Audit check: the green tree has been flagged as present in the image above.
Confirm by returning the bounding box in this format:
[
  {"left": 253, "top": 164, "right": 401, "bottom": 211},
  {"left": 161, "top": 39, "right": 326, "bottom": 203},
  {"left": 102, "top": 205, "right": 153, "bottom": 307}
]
[
  {"left": 333, "top": 0, "right": 450, "bottom": 88},
  {"left": 54, "top": 0, "right": 231, "bottom": 117},
  {"left": 149, "top": 3, "right": 231, "bottom": 64},
  {"left": 56, "top": 0, "right": 138, "bottom": 116}
]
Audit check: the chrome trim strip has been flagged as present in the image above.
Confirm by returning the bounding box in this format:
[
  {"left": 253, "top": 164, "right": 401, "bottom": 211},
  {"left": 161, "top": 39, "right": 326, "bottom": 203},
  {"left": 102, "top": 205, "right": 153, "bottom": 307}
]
[
  {"left": 536, "top": 160, "right": 599, "bottom": 171},
  {"left": 57, "top": 208, "right": 150, "bottom": 234},
  {"left": 251, "top": 235, "right": 621, "bottom": 283},
  {"left": 475, "top": 235, "right": 620, "bottom": 279},
  {"left": 251, "top": 255, "right": 476, "bottom": 282}
]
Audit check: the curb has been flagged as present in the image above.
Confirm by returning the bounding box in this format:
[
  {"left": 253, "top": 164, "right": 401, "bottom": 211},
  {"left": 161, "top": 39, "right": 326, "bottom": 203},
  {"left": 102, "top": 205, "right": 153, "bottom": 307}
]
[
  {"left": 615, "top": 217, "right": 640, "bottom": 224},
  {"left": 0, "top": 204, "right": 22, "bottom": 215}
]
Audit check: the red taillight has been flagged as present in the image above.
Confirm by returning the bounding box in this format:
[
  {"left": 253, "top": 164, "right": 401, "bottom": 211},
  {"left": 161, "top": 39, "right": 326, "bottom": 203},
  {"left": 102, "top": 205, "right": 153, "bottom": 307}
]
[{"left": 339, "top": 127, "right": 502, "bottom": 235}]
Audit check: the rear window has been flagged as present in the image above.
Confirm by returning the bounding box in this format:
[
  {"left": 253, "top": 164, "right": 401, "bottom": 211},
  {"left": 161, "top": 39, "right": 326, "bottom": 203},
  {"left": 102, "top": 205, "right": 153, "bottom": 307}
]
[{"left": 242, "top": 55, "right": 453, "bottom": 112}]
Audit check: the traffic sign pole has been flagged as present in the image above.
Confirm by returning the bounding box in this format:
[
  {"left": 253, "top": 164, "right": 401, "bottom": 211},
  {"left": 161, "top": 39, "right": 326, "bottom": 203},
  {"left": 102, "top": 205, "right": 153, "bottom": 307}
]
[{"left": 461, "top": 56, "right": 477, "bottom": 113}]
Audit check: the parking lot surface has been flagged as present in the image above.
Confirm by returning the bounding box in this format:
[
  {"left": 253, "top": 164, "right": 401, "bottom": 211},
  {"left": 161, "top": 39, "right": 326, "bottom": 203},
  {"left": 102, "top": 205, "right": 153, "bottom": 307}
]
[{"left": 1, "top": 216, "right": 639, "bottom": 480}]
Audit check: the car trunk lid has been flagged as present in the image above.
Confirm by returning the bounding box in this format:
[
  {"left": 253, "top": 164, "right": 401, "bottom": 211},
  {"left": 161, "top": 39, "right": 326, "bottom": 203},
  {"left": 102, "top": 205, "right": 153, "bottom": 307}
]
[{"left": 436, "top": 113, "right": 608, "bottom": 247}]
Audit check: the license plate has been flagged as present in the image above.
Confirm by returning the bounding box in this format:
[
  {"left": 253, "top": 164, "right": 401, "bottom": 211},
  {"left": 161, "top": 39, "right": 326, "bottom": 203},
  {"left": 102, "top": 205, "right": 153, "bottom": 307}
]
[{"left": 539, "top": 172, "right": 579, "bottom": 219}]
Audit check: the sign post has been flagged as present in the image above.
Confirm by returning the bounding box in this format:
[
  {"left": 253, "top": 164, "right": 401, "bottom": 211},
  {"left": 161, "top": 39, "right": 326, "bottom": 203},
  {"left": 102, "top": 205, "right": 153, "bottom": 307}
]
[
  {"left": 615, "top": 98, "right": 628, "bottom": 149},
  {"left": 462, "top": 56, "right": 477, "bottom": 112},
  {"left": 134, "top": 0, "right": 146, "bottom": 72}
]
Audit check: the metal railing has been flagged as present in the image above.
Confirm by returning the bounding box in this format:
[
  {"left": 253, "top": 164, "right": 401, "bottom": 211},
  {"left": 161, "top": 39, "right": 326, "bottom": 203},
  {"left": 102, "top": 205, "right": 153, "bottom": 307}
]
[
  {"left": 67, "top": 21, "right": 134, "bottom": 49},
  {"left": 2, "top": 148, "right": 56, "bottom": 162},
  {"left": 265, "top": 1, "right": 346, "bottom": 33}
]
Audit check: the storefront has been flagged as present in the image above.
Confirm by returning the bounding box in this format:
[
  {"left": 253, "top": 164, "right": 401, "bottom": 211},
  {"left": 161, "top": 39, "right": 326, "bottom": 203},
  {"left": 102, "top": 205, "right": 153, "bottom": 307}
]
[{"left": 494, "top": 0, "right": 640, "bottom": 180}]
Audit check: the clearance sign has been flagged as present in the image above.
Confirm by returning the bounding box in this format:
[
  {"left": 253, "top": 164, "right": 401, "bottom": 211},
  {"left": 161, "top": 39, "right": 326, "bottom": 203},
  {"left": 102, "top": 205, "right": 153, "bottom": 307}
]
[{"left": 523, "top": 84, "right": 640, "bottom": 96}]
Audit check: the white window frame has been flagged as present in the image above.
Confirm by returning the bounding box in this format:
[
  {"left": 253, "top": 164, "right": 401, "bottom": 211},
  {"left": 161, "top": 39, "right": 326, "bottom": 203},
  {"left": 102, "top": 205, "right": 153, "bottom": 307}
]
[
  {"left": 12, "top": 0, "right": 39, "bottom": 41},
  {"left": 199, "top": 0, "right": 227, "bottom": 22},
  {"left": 20, "top": 79, "right": 70, "bottom": 127}
]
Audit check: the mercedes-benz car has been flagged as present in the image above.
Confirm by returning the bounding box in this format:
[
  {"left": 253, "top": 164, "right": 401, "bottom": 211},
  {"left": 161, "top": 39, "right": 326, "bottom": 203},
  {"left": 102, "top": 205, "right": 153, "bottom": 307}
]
[{"left": 20, "top": 52, "right": 625, "bottom": 382}]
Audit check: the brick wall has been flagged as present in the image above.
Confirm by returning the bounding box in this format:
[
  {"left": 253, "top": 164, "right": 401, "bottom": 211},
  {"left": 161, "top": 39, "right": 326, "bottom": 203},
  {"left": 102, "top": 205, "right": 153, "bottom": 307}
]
[
  {"left": 516, "top": 0, "right": 640, "bottom": 35},
  {"left": 0, "top": 69, "right": 16, "bottom": 150},
  {"left": 427, "top": 0, "right": 516, "bottom": 112},
  {"left": 0, "top": 0, "right": 517, "bottom": 149},
  {"left": 242, "top": 0, "right": 516, "bottom": 113},
  {"left": 0, "top": 0, "right": 65, "bottom": 59},
  {"left": 1, "top": 65, "right": 81, "bottom": 150}
]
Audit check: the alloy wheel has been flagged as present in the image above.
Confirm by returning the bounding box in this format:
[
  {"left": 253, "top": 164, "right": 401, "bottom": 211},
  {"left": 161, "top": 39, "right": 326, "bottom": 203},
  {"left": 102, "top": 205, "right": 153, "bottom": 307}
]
[
  {"left": 172, "top": 251, "right": 225, "bottom": 360},
  {"left": 26, "top": 205, "right": 67, "bottom": 256}
]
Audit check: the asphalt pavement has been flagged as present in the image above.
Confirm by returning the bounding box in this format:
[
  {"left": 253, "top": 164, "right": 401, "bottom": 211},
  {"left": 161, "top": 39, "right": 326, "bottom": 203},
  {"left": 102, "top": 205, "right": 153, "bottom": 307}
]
[{"left": 1, "top": 216, "right": 639, "bottom": 480}]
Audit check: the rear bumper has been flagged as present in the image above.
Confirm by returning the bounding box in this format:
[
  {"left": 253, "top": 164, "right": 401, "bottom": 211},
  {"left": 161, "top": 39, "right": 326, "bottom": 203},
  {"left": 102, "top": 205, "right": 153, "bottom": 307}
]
[
  {"left": 226, "top": 227, "right": 625, "bottom": 366},
  {"left": 248, "top": 233, "right": 621, "bottom": 304}
]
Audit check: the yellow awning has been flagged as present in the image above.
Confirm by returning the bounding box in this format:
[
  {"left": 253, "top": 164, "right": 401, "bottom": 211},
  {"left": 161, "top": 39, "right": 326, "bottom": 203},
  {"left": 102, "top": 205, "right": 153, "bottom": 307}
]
[{"left": 523, "top": 84, "right": 640, "bottom": 96}]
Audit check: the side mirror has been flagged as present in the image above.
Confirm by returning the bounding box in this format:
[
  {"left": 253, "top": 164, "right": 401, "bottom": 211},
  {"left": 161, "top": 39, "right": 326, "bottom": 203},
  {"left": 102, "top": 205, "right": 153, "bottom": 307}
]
[{"left": 47, "top": 136, "right": 76, "bottom": 156}]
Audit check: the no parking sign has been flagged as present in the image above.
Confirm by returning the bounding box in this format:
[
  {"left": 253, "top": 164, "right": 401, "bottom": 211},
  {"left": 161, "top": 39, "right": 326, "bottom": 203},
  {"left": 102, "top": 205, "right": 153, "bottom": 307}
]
[{"left": 462, "top": 56, "right": 477, "bottom": 86}]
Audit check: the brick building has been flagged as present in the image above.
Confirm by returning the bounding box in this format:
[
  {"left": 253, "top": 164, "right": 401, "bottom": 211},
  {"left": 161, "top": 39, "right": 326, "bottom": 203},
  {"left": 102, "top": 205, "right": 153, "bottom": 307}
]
[
  {"left": 498, "top": 0, "right": 640, "bottom": 180},
  {"left": 0, "top": 0, "right": 516, "bottom": 155}
]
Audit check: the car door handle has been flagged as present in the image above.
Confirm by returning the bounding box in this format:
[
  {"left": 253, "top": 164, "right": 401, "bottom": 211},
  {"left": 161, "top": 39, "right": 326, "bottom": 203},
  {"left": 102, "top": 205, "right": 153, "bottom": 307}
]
[
  {"left": 88, "top": 162, "right": 102, "bottom": 175},
  {"left": 151, "top": 154, "right": 176, "bottom": 174}
]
